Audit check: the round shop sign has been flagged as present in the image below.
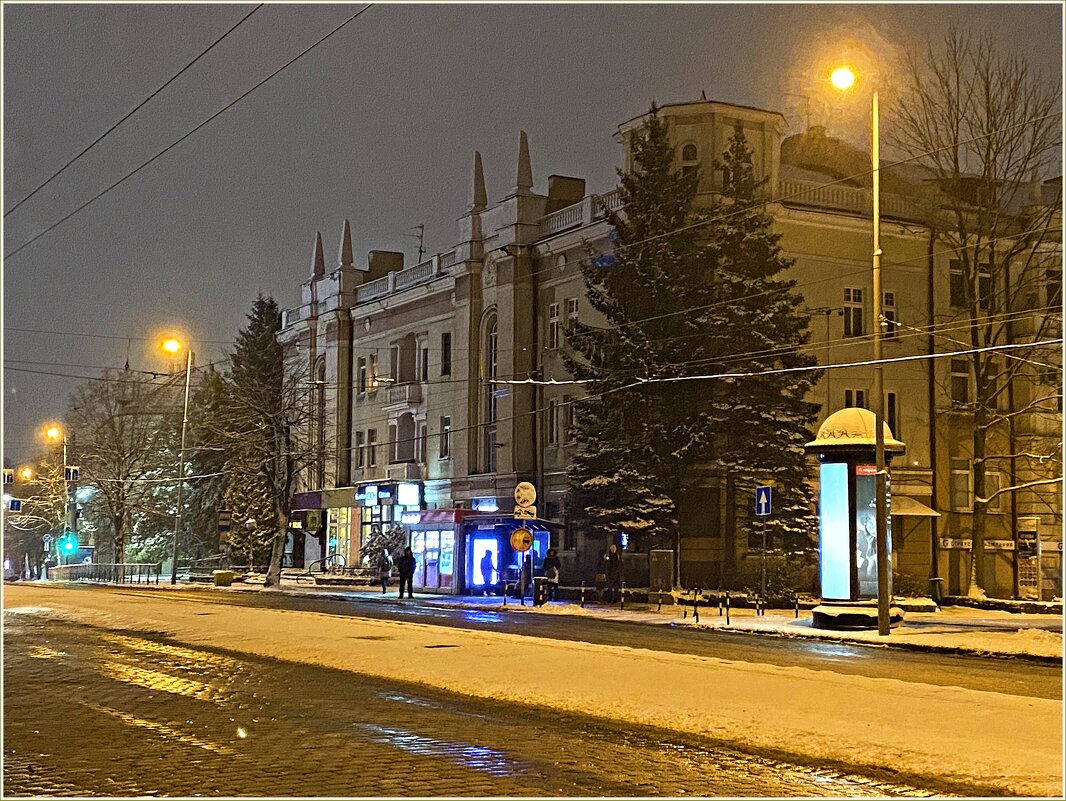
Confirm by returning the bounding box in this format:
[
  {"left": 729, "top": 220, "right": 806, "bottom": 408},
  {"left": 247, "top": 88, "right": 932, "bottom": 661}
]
[
  {"left": 514, "top": 481, "right": 537, "bottom": 507},
  {"left": 510, "top": 528, "right": 534, "bottom": 552}
]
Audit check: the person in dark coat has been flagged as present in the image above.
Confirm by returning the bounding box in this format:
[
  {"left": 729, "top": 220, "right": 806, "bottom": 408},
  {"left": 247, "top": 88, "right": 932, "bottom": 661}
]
[
  {"left": 378, "top": 549, "right": 393, "bottom": 594},
  {"left": 604, "top": 544, "right": 623, "bottom": 603},
  {"left": 542, "top": 547, "right": 561, "bottom": 601},
  {"left": 480, "top": 550, "right": 495, "bottom": 595},
  {"left": 397, "top": 546, "right": 416, "bottom": 599}
]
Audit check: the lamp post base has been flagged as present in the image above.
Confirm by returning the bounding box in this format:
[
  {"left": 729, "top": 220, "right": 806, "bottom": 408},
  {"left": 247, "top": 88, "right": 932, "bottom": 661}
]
[{"left": 812, "top": 601, "right": 905, "bottom": 630}]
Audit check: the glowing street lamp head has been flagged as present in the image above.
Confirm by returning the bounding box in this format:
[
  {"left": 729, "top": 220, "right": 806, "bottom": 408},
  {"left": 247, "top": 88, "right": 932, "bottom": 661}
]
[
  {"left": 45, "top": 425, "right": 62, "bottom": 441},
  {"left": 831, "top": 66, "right": 856, "bottom": 91},
  {"left": 161, "top": 338, "right": 183, "bottom": 355},
  {"left": 19, "top": 467, "right": 34, "bottom": 481}
]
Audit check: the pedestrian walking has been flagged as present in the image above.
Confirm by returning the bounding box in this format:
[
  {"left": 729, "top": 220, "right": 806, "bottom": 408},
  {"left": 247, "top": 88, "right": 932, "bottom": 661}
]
[
  {"left": 480, "top": 549, "right": 495, "bottom": 595},
  {"left": 604, "top": 543, "right": 623, "bottom": 603},
  {"left": 542, "top": 547, "right": 561, "bottom": 601},
  {"left": 397, "top": 546, "right": 416, "bottom": 599},
  {"left": 377, "top": 549, "right": 393, "bottom": 594}
]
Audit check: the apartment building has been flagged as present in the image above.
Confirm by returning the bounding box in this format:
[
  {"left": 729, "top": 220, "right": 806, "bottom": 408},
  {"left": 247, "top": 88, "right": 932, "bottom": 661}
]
[{"left": 278, "top": 97, "right": 1062, "bottom": 599}]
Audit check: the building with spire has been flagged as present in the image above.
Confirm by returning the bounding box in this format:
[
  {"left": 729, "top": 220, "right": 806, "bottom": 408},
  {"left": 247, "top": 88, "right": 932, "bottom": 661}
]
[{"left": 278, "top": 98, "right": 1061, "bottom": 600}]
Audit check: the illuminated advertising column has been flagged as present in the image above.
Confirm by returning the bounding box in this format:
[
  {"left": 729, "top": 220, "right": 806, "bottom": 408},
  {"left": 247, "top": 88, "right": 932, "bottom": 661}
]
[{"left": 806, "top": 408, "right": 905, "bottom": 628}]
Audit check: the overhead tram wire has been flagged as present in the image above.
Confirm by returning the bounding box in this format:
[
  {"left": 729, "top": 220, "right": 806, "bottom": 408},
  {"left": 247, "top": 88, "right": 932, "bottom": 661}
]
[
  {"left": 3, "top": 4, "right": 374, "bottom": 261},
  {"left": 3, "top": 4, "right": 264, "bottom": 219}
]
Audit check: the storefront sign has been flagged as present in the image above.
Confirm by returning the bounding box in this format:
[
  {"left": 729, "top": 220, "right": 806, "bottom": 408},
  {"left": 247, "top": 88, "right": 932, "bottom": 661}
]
[
  {"left": 939, "top": 538, "right": 972, "bottom": 549},
  {"left": 984, "top": 540, "right": 1015, "bottom": 550},
  {"left": 397, "top": 482, "right": 420, "bottom": 507},
  {"left": 472, "top": 497, "right": 499, "bottom": 512}
]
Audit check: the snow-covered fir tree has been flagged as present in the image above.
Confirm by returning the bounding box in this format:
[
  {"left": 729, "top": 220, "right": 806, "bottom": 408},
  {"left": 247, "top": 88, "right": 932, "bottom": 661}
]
[{"left": 565, "top": 108, "right": 820, "bottom": 572}]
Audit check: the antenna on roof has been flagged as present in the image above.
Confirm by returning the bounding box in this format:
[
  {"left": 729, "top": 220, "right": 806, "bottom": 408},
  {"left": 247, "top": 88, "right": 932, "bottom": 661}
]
[{"left": 408, "top": 224, "right": 426, "bottom": 262}]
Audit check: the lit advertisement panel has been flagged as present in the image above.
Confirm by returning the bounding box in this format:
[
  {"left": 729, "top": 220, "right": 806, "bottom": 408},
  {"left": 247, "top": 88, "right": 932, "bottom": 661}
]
[
  {"left": 855, "top": 466, "right": 893, "bottom": 598},
  {"left": 819, "top": 462, "right": 851, "bottom": 600}
]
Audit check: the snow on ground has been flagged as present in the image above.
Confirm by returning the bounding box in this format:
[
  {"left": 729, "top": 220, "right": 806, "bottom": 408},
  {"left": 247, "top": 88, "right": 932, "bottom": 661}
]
[{"left": 3, "top": 584, "right": 1062, "bottom": 797}]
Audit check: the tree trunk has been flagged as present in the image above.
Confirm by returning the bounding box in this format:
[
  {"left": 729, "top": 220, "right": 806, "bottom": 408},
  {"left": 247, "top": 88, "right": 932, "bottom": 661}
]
[
  {"left": 263, "top": 508, "right": 288, "bottom": 588},
  {"left": 113, "top": 514, "right": 125, "bottom": 582},
  {"left": 967, "top": 409, "right": 989, "bottom": 598},
  {"left": 723, "top": 475, "right": 737, "bottom": 586}
]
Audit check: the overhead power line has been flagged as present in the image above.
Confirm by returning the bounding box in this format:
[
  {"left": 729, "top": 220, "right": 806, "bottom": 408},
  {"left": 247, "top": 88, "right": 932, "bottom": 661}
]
[
  {"left": 3, "top": 4, "right": 264, "bottom": 219},
  {"left": 4, "top": 4, "right": 374, "bottom": 261}
]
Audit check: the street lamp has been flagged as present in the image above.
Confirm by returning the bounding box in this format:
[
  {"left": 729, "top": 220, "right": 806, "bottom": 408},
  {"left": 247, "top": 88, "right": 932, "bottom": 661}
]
[
  {"left": 832, "top": 65, "right": 891, "bottom": 636},
  {"left": 162, "top": 338, "right": 194, "bottom": 584},
  {"left": 44, "top": 424, "right": 77, "bottom": 566}
]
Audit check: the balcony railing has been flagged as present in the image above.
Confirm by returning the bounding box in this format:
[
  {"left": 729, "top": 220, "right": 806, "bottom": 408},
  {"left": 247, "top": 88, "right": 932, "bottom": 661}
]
[
  {"left": 385, "top": 382, "right": 423, "bottom": 407},
  {"left": 356, "top": 274, "right": 392, "bottom": 302},
  {"left": 394, "top": 257, "right": 438, "bottom": 291},
  {"left": 542, "top": 190, "right": 626, "bottom": 236},
  {"left": 779, "top": 179, "right": 924, "bottom": 220}
]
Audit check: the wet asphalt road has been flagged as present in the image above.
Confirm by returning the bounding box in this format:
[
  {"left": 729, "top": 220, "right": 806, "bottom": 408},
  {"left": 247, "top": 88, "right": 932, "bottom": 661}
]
[
  {"left": 4, "top": 610, "right": 969, "bottom": 798},
  {"left": 99, "top": 585, "right": 1061, "bottom": 700}
]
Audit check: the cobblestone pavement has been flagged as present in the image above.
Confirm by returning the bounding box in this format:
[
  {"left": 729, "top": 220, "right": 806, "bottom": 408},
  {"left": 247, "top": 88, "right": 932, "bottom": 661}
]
[{"left": 4, "top": 612, "right": 971, "bottom": 798}]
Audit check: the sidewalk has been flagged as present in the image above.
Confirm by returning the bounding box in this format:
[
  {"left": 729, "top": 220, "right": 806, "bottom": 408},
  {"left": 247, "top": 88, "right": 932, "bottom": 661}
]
[{"left": 234, "top": 576, "right": 1063, "bottom": 661}]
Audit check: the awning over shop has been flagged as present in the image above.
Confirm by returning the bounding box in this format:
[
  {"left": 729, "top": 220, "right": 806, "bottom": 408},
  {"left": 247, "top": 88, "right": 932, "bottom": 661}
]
[{"left": 891, "top": 496, "right": 940, "bottom": 517}]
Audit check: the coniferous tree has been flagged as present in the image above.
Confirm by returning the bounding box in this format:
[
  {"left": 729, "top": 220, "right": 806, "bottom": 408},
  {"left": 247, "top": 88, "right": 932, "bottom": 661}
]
[{"left": 565, "top": 108, "right": 819, "bottom": 580}]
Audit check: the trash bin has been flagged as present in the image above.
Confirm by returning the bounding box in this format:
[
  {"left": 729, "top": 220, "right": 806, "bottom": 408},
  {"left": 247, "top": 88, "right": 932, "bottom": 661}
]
[
  {"left": 532, "top": 576, "right": 549, "bottom": 606},
  {"left": 212, "top": 569, "right": 235, "bottom": 587}
]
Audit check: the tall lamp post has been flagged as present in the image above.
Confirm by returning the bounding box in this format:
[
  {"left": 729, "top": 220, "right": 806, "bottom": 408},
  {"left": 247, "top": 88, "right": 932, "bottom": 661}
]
[
  {"left": 45, "top": 425, "right": 76, "bottom": 565},
  {"left": 163, "top": 338, "right": 194, "bottom": 585},
  {"left": 832, "top": 66, "right": 891, "bottom": 635}
]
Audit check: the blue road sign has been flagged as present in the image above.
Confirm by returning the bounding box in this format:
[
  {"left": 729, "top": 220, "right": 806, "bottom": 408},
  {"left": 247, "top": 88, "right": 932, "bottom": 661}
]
[
  {"left": 755, "top": 485, "right": 772, "bottom": 516},
  {"left": 8, "top": 498, "right": 22, "bottom": 512}
]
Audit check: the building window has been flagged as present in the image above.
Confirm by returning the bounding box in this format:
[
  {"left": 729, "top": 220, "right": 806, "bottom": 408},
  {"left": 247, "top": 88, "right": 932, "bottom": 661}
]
[
  {"left": 548, "top": 302, "right": 560, "bottom": 350},
  {"left": 843, "top": 288, "right": 864, "bottom": 338},
  {"left": 418, "top": 423, "right": 428, "bottom": 464},
  {"left": 1047, "top": 266, "right": 1062, "bottom": 310},
  {"left": 357, "top": 357, "right": 367, "bottom": 394},
  {"left": 950, "top": 459, "right": 971, "bottom": 510},
  {"left": 440, "top": 332, "right": 452, "bottom": 376},
  {"left": 563, "top": 395, "right": 575, "bottom": 442},
  {"left": 420, "top": 345, "right": 429, "bottom": 383},
  {"left": 566, "top": 297, "right": 579, "bottom": 322},
  {"left": 439, "top": 416, "right": 451, "bottom": 459},
  {"left": 680, "top": 143, "right": 698, "bottom": 177},
  {"left": 949, "top": 259, "right": 991, "bottom": 309},
  {"left": 388, "top": 424, "right": 398, "bottom": 463},
  {"left": 844, "top": 389, "right": 866, "bottom": 409},
  {"left": 367, "top": 429, "right": 377, "bottom": 467},
  {"left": 985, "top": 471, "right": 1002, "bottom": 512},
  {"left": 951, "top": 359, "right": 970, "bottom": 404},
  {"left": 883, "top": 292, "right": 898, "bottom": 339},
  {"left": 482, "top": 316, "right": 499, "bottom": 472},
  {"left": 368, "top": 354, "right": 379, "bottom": 390},
  {"left": 886, "top": 392, "right": 900, "bottom": 439},
  {"left": 356, "top": 431, "right": 365, "bottom": 468},
  {"left": 547, "top": 398, "right": 559, "bottom": 445}
]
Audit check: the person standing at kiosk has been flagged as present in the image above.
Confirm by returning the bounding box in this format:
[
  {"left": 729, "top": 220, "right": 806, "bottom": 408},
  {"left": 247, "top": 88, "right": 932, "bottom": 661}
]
[{"left": 480, "top": 550, "right": 495, "bottom": 595}]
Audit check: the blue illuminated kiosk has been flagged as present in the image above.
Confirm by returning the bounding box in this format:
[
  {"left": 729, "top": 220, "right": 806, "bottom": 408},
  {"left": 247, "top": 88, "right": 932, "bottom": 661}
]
[{"left": 805, "top": 408, "right": 906, "bottom": 629}]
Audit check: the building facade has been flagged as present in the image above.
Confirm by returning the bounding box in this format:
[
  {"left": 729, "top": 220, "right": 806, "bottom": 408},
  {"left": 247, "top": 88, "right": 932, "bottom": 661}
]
[{"left": 278, "top": 98, "right": 1062, "bottom": 599}]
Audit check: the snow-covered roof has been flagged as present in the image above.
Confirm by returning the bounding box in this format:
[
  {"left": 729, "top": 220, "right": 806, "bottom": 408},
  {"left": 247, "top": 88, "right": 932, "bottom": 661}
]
[{"left": 805, "top": 407, "right": 905, "bottom": 454}]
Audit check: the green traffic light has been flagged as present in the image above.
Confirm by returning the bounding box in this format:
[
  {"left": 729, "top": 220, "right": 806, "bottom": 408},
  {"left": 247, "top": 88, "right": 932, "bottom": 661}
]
[{"left": 61, "top": 534, "right": 77, "bottom": 552}]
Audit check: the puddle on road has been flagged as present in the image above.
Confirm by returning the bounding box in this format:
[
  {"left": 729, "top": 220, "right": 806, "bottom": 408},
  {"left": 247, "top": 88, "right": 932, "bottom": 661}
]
[{"left": 357, "top": 723, "right": 529, "bottom": 778}]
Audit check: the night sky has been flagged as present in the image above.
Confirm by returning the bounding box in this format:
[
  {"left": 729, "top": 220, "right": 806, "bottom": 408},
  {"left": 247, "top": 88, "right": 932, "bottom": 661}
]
[{"left": 3, "top": 2, "right": 1062, "bottom": 464}]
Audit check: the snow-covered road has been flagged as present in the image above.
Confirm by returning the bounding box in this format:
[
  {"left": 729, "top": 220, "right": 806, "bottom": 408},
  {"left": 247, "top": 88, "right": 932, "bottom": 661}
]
[{"left": 4, "top": 584, "right": 1062, "bottom": 797}]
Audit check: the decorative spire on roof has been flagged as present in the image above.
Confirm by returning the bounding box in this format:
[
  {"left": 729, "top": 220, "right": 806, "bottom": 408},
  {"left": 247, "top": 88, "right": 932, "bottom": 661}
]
[
  {"left": 471, "top": 150, "right": 487, "bottom": 211},
  {"left": 311, "top": 231, "right": 325, "bottom": 279},
  {"left": 339, "top": 219, "right": 354, "bottom": 269},
  {"left": 700, "top": 89, "right": 707, "bottom": 101},
  {"left": 515, "top": 130, "right": 533, "bottom": 193}
]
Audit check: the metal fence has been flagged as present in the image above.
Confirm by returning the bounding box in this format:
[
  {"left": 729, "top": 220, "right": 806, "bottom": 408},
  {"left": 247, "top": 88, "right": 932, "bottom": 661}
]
[{"left": 48, "top": 562, "right": 162, "bottom": 584}]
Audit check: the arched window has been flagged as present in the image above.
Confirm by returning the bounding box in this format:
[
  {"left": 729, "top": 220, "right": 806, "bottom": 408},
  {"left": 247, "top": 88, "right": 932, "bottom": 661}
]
[
  {"left": 680, "top": 142, "right": 699, "bottom": 177},
  {"left": 313, "top": 356, "right": 326, "bottom": 487},
  {"left": 480, "top": 313, "right": 499, "bottom": 472}
]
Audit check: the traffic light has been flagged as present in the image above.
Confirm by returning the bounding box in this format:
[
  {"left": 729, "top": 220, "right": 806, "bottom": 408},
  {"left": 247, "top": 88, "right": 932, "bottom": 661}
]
[{"left": 60, "top": 531, "right": 78, "bottom": 554}]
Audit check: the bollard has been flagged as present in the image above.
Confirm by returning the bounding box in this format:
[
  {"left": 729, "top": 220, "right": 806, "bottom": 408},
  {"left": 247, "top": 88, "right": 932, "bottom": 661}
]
[
  {"left": 620, "top": 582, "right": 626, "bottom": 611},
  {"left": 503, "top": 583, "right": 508, "bottom": 606},
  {"left": 725, "top": 591, "right": 730, "bottom": 625},
  {"left": 794, "top": 593, "right": 800, "bottom": 619},
  {"left": 580, "top": 581, "right": 586, "bottom": 609},
  {"left": 682, "top": 588, "right": 689, "bottom": 619},
  {"left": 719, "top": 592, "right": 724, "bottom": 617},
  {"left": 657, "top": 582, "right": 663, "bottom": 613},
  {"left": 694, "top": 587, "right": 700, "bottom": 624}
]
